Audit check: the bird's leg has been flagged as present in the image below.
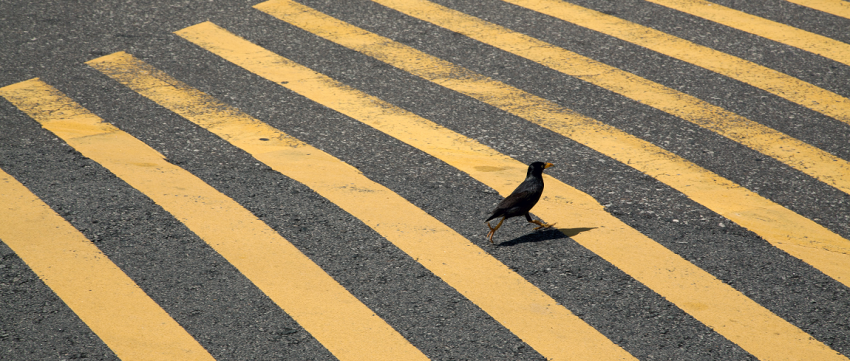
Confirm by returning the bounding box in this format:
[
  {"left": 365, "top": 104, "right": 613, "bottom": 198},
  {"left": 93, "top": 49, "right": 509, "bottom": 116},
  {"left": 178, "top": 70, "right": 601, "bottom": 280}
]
[
  {"left": 486, "top": 217, "right": 505, "bottom": 244},
  {"left": 525, "top": 213, "right": 555, "bottom": 230}
]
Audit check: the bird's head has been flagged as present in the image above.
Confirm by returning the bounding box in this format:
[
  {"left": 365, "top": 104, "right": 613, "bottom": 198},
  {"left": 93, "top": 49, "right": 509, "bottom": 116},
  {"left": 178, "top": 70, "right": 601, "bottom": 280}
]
[{"left": 527, "top": 161, "right": 554, "bottom": 177}]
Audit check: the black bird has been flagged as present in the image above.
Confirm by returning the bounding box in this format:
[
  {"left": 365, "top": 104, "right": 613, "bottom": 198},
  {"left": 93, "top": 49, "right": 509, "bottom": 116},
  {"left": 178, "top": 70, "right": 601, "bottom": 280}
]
[{"left": 486, "top": 161, "right": 555, "bottom": 243}]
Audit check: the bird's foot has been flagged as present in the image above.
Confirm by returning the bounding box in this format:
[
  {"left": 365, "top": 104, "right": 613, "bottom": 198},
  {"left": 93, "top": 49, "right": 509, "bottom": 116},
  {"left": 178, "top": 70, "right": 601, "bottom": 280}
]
[
  {"left": 485, "top": 222, "right": 494, "bottom": 243},
  {"left": 530, "top": 220, "right": 556, "bottom": 230}
]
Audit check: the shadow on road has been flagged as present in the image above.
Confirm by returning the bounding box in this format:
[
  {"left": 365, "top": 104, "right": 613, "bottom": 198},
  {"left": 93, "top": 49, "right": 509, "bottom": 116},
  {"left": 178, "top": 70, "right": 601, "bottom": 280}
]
[{"left": 496, "top": 227, "right": 596, "bottom": 247}]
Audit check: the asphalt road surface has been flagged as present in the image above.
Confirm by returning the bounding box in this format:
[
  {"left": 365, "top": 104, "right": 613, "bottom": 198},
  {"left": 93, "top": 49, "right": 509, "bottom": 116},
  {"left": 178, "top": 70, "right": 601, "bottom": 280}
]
[{"left": 2, "top": 0, "right": 849, "bottom": 360}]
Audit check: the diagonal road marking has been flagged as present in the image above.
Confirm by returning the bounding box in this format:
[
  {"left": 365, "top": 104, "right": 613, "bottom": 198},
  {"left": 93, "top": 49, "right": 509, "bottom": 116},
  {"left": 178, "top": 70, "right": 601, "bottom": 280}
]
[
  {"left": 646, "top": 0, "right": 850, "bottom": 67},
  {"left": 362, "top": 0, "right": 850, "bottom": 194},
  {"left": 173, "top": 21, "right": 847, "bottom": 361},
  {"left": 89, "top": 51, "right": 637, "bottom": 361},
  {"left": 787, "top": 0, "right": 850, "bottom": 20},
  {"left": 0, "top": 78, "right": 428, "bottom": 361},
  {"left": 256, "top": 0, "right": 850, "bottom": 290},
  {"left": 499, "top": 0, "right": 850, "bottom": 127},
  {"left": 0, "top": 166, "right": 215, "bottom": 361}
]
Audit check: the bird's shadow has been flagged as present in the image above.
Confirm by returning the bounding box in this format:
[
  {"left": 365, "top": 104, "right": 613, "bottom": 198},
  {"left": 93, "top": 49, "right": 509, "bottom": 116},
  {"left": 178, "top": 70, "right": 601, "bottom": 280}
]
[{"left": 496, "top": 227, "right": 596, "bottom": 247}]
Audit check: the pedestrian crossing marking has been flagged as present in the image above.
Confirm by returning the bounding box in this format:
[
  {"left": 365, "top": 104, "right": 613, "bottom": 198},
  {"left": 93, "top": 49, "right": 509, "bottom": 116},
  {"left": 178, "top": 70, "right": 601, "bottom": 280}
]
[
  {"left": 90, "top": 50, "right": 637, "bottom": 361},
  {"left": 1, "top": 78, "right": 428, "bottom": 361},
  {"left": 172, "top": 21, "right": 847, "bottom": 361},
  {"left": 647, "top": 0, "right": 850, "bottom": 67},
  {"left": 0, "top": 164, "right": 214, "bottom": 361},
  {"left": 501, "top": 0, "right": 850, "bottom": 126},
  {"left": 256, "top": 0, "right": 850, "bottom": 288},
  {"left": 360, "top": 0, "right": 850, "bottom": 195},
  {"left": 4, "top": 0, "right": 849, "bottom": 358},
  {"left": 787, "top": 0, "right": 850, "bottom": 20}
]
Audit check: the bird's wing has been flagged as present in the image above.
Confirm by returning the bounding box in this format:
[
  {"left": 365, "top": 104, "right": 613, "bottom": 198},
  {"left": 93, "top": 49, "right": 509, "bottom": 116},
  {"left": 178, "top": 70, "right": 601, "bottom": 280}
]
[
  {"left": 500, "top": 190, "right": 534, "bottom": 207},
  {"left": 492, "top": 190, "right": 535, "bottom": 214},
  {"left": 486, "top": 190, "right": 535, "bottom": 221}
]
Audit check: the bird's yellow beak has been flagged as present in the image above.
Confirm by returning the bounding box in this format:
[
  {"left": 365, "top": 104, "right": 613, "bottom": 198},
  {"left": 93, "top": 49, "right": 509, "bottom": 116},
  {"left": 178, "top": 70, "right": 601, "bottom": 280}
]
[{"left": 544, "top": 163, "right": 554, "bottom": 169}]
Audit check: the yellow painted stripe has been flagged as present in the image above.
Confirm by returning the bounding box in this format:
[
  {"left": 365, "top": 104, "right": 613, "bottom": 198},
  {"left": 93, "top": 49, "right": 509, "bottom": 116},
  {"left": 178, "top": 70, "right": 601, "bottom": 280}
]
[
  {"left": 502, "top": 0, "right": 850, "bottom": 128},
  {"left": 174, "top": 20, "right": 847, "bottom": 361},
  {"left": 787, "top": 0, "right": 850, "bottom": 20},
  {"left": 0, "top": 78, "right": 426, "bottom": 361},
  {"left": 92, "top": 50, "right": 636, "bottom": 361},
  {"left": 646, "top": 0, "right": 850, "bottom": 67},
  {"left": 363, "top": 0, "right": 850, "bottom": 195},
  {"left": 0, "top": 168, "right": 213, "bottom": 361},
  {"left": 256, "top": 0, "right": 850, "bottom": 287}
]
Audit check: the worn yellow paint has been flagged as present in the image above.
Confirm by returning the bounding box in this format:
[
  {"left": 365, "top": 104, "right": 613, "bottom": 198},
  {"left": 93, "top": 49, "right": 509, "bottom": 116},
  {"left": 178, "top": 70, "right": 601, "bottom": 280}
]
[
  {"left": 255, "top": 0, "right": 850, "bottom": 286},
  {"left": 174, "top": 20, "right": 847, "bottom": 361},
  {"left": 91, "top": 51, "right": 636, "bottom": 361},
  {"left": 646, "top": 0, "right": 850, "bottom": 67},
  {"left": 502, "top": 0, "right": 850, "bottom": 128},
  {"left": 787, "top": 0, "right": 850, "bottom": 20},
  {"left": 0, "top": 167, "right": 213, "bottom": 361},
  {"left": 362, "top": 0, "right": 850, "bottom": 195},
  {"left": 1, "top": 78, "right": 426, "bottom": 361}
]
